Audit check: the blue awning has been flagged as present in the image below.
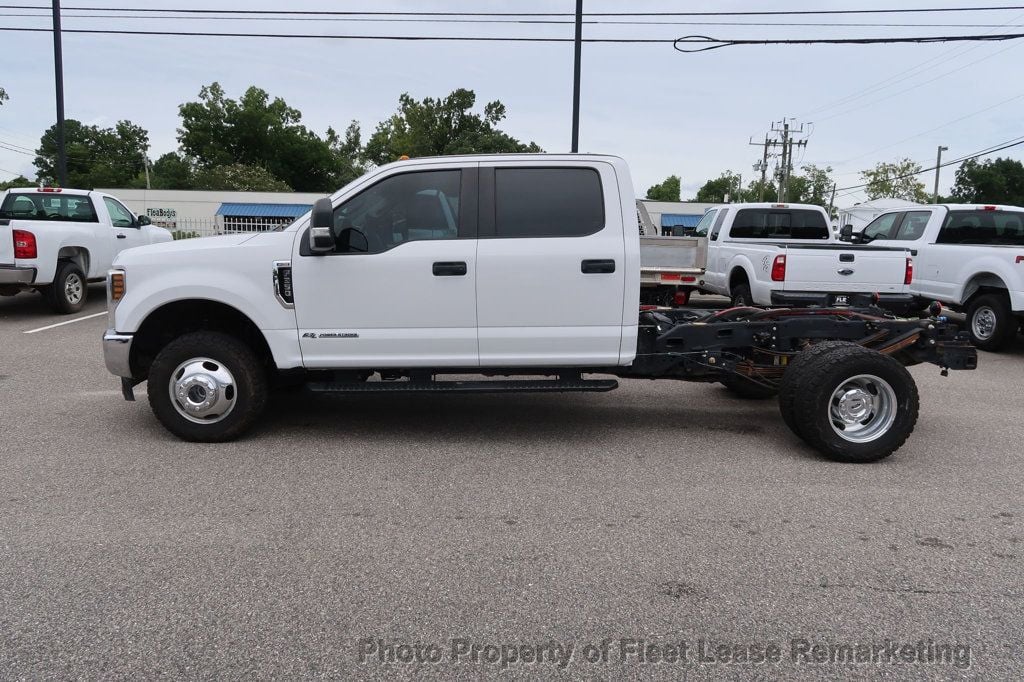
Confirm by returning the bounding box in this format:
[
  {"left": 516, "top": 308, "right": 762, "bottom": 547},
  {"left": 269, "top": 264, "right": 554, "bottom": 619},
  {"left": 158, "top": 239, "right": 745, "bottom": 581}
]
[
  {"left": 215, "top": 202, "right": 312, "bottom": 218},
  {"left": 660, "top": 213, "right": 702, "bottom": 228}
]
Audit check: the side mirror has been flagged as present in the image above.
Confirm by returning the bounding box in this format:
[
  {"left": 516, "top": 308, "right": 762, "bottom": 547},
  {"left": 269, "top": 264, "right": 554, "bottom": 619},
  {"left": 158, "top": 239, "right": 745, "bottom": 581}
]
[
  {"left": 839, "top": 224, "right": 853, "bottom": 241},
  {"left": 308, "top": 197, "right": 334, "bottom": 253},
  {"left": 137, "top": 214, "right": 151, "bottom": 227}
]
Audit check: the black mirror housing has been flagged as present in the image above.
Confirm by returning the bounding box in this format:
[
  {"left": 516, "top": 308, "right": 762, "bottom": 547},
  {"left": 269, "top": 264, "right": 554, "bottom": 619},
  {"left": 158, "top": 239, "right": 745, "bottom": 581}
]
[
  {"left": 839, "top": 224, "right": 853, "bottom": 241},
  {"left": 308, "top": 197, "right": 335, "bottom": 253},
  {"left": 137, "top": 214, "right": 151, "bottom": 227}
]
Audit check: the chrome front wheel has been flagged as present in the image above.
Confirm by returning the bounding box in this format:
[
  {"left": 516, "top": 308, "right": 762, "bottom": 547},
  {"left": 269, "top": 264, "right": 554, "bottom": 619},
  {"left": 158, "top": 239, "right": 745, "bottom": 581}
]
[{"left": 168, "top": 357, "right": 237, "bottom": 424}]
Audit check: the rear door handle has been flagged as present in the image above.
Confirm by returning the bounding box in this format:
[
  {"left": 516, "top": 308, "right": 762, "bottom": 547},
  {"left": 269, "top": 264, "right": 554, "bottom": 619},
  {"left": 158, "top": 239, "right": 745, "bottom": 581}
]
[
  {"left": 837, "top": 268, "right": 855, "bottom": 276},
  {"left": 116, "top": 234, "right": 127, "bottom": 239},
  {"left": 581, "top": 259, "right": 616, "bottom": 274},
  {"left": 432, "top": 261, "right": 467, "bottom": 276}
]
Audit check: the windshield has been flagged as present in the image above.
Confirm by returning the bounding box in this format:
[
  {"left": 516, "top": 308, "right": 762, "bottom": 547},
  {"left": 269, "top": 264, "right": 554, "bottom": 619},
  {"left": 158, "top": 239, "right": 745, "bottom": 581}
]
[{"left": 693, "top": 209, "right": 717, "bottom": 237}]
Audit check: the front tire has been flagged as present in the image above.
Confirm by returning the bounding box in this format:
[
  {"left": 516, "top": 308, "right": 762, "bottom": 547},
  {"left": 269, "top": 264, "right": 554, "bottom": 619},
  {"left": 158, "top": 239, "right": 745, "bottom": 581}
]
[
  {"left": 147, "top": 331, "right": 267, "bottom": 442},
  {"left": 783, "top": 342, "right": 918, "bottom": 463},
  {"left": 967, "top": 293, "right": 1017, "bottom": 351},
  {"left": 45, "top": 261, "right": 86, "bottom": 314}
]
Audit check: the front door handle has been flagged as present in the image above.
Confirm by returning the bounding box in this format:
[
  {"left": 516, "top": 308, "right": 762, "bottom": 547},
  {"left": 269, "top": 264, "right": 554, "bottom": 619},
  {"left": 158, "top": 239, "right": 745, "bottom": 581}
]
[
  {"left": 581, "top": 259, "right": 616, "bottom": 274},
  {"left": 837, "top": 268, "right": 855, "bottom": 276},
  {"left": 116, "top": 234, "right": 127, "bottom": 239},
  {"left": 432, "top": 261, "right": 467, "bottom": 276}
]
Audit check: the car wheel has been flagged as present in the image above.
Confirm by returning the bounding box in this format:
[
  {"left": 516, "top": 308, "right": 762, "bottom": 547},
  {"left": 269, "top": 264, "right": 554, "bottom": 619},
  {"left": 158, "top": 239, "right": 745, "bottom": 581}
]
[
  {"left": 967, "top": 293, "right": 1017, "bottom": 352},
  {"left": 147, "top": 331, "right": 268, "bottom": 442},
  {"left": 730, "top": 283, "right": 753, "bottom": 308},
  {"left": 46, "top": 261, "right": 87, "bottom": 314},
  {"left": 785, "top": 343, "right": 918, "bottom": 463}
]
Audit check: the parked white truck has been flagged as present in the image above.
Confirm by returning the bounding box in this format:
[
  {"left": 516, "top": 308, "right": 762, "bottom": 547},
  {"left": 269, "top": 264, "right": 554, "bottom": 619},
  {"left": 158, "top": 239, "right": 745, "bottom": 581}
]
[
  {"left": 841, "top": 204, "right": 1024, "bottom": 351},
  {"left": 0, "top": 187, "right": 172, "bottom": 312},
  {"left": 102, "top": 154, "right": 977, "bottom": 462},
  {"left": 694, "top": 203, "right": 915, "bottom": 312}
]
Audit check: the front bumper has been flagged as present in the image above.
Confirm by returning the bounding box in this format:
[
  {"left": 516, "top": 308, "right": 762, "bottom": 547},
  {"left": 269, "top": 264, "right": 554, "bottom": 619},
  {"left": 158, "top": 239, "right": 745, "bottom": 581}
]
[
  {"left": 103, "top": 329, "right": 134, "bottom": 378},
  {"left": 770, "top": 291, "right": 917, "bottom": 314},
  {"left": 0, "top": 265, "right": 36, "bottom": 285}
]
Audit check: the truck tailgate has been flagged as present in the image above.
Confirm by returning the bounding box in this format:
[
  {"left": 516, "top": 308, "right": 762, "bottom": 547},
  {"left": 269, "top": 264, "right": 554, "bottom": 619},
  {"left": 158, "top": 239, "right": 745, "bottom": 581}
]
[
  {"left": 0, "top": 220, "right": 14, "bottom": 265},
  {"left": 783, "top": 245, "right": 908, "bottom": 293},
  {"left": 640, "top": 236, "right": 706, "bottom": 270}
]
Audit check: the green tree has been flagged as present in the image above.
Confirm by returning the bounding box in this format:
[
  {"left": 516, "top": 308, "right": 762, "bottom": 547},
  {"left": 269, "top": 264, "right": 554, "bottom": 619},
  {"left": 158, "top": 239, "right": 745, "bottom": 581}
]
[
  {"left": 148, "top": 151, "right": 195, "bottom": 190},
  {"left": 192, "top": 163, "right": 292, "bottom": 192},
  {"left": 950, "top": 157, "right": 1024, "bottom": 206},
  {"left": 34, "top": 119, "right": 148, "bottom": 188},
  {"left": 860, "top": 159, "right": 929, "bottom": 202},
  {"left": 795, "top": 164, "right": 834, "bottom": 206},
  {"left": 1, "top": 174, "right": 32, "bottom": 190},
  {"left": 363, "top": 89, "right": 541, "bottom": 165},
  {"left": 646, "top": 175, "right": 681, "bottom": 201},
  {"left": 0, "top": 87, "right": 8, "bottom": 106},
  {"left": 177, "top": 82, "right": 354, "bottom": 192},
  {"left": 695, "top": 171, "right": 743, "bottom": 203}
]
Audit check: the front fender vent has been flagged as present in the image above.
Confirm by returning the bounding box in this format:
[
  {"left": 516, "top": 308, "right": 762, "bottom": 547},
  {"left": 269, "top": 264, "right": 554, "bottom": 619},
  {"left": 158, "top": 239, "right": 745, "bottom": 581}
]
[{"left": 273, "top": 260, "right": 293, "bottom": 308}]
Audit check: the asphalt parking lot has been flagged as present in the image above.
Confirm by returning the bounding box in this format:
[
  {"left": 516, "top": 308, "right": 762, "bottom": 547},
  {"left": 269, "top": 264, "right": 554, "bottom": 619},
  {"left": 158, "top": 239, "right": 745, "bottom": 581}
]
[{"left": 2, "top": 287, "right": 1023, "bottom": 679}]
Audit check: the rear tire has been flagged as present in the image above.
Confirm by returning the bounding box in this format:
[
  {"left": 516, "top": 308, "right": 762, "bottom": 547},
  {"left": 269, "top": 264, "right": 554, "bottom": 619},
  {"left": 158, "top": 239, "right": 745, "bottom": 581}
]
[
  {"left": 730, "top": 283, "right": 753, "bottom": 308},
  {"left": 967, "top": 293, "right": 1017, "bottom": 351},
  {"left": 779, "top": 341, "right": 855, "bottom": 441},
  {"left": 45, "top": 261, "right": 86, "bottom": 314},
  {"left": 785, "top": 343, "right": 918, "bottom": 463},
  {"left": 147, "top": 331, "right": 267, "bottom": 442}
]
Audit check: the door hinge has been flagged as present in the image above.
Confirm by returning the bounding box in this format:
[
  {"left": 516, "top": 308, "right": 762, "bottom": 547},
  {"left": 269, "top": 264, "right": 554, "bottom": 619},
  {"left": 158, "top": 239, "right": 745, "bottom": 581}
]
[{"left": 273, "top": 260, "right": 294, "bottom": 308}]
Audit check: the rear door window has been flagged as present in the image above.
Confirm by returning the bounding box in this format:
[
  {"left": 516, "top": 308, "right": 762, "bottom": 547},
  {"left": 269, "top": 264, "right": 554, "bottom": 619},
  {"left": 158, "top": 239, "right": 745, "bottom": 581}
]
[
  {"left": 894, "top": 211, "right": 931, "bottom": 240},
  {"left": 729, "top": 208, "right": 829, "bottom": 239},
  {"left": 494, "top": 168, "right": 604, "bottom": 238},
  {"left": 937, "top": 210, "right": 1024, "bottom": 246},
  {"left": 0, "top": 193, "right": 98, "bottom": 222},
  {"left": 709, "top": 209, "right": 729, "bottom": 241}
]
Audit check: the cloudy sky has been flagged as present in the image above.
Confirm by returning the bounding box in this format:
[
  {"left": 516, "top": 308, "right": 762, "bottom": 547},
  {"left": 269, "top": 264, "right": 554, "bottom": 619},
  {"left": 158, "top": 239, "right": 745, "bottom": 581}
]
[{"left": 1, "top": 1, "right": 1022, "bottom": 206}]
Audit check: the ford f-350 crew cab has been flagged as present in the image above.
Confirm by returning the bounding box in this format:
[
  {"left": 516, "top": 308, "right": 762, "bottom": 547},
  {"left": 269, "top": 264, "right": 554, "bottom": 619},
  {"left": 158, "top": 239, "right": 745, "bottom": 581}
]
[
  {"left": 694, "top": 203, "right": 915, "bottom": 311},
  {"left": 843, "top": 204, "right": 1024, "bottom": 351},
  {"left": 102, "top": 154, "right": 977, "bottom": 463},
  {"left": 0, "top": 187, "right": 172, "bottom": 312}
]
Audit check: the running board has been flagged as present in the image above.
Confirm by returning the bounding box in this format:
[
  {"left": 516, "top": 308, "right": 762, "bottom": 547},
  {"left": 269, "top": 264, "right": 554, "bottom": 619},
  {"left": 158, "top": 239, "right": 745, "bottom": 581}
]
[{"left": 306, "top": 378, "right": 619, "bottom": 394}]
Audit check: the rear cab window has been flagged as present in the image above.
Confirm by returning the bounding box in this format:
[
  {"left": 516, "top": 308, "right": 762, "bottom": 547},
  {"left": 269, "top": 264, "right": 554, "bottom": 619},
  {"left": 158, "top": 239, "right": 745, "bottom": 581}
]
[
  {"left": 0, "top": 192, "right": 98, "bottom": 222},
  {"left": 937, "top": 209, "right": 1024, "bottom": 246},
  {"left": 728, "top": 208, "right": 829, "bottom": 240}
]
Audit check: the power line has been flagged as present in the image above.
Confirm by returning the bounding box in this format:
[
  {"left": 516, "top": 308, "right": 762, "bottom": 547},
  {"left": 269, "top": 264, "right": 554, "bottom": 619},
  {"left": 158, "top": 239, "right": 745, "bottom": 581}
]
[
  {"left": 5, "top": 4, "right": 1024, "bottom": 17},
  {"left": 4, "top": 25, "right": 1024, "bottom": 48},
  {"left": 673, "top": 32, "right": 1024, "bottom": 52},
  {"left": 833, "top": 135, "right": 1024, "bottom": 197},
  {"left": 1, "top": 12, "right": 1021, "bottom": 28}
]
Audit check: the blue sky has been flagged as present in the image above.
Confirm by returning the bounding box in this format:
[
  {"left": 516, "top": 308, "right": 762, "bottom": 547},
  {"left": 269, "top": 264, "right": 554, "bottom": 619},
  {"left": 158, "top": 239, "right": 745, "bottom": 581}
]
[{"left": 1, "top": 0, "right": 1022, "bottom": 206}]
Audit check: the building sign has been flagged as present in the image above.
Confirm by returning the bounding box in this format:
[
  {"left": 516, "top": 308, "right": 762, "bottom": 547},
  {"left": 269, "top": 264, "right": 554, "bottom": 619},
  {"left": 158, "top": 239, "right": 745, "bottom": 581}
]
[{"left": 147, "top": 207, "right": 177, "bottom": 228}]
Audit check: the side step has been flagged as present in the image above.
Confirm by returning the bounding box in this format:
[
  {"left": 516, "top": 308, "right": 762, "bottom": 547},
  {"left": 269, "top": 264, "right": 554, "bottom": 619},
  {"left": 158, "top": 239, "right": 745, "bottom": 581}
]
[{"left": 306, "top": 378, "right": 619, "bottom": 394}]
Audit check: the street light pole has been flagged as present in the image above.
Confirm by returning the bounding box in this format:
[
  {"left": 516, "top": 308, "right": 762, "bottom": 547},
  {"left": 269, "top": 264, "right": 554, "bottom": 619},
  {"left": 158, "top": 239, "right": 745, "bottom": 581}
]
[
  {"left": 570, "top": 0, "right": 583, "bottom": 153},
  {"left": 51, "top": 0, "right": 68, "bottom": 187},
  {"left": 933, "top": 145, "right": 948, "bottom": 203}
]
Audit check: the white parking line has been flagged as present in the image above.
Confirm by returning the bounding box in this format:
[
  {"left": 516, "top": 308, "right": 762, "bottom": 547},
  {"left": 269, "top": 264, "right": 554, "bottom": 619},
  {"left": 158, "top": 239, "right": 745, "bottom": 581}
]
[{"left": 23, "top": 311, "right": 107, "bottom": 334}]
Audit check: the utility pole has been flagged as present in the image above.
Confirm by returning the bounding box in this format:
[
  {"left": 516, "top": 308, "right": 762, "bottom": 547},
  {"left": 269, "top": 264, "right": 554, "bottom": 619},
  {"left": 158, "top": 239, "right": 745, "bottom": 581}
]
[
  {"left": 52, "top": 0, "right": 68, "bottom": 187},
  {"left": 570, "top": 0, "right": 583, "bottom": 153},
  {"left": 749, "top": 135, "right": 782, "bottom": 202},
  {"left": 770, "top": 119, "right": 808, "bottom": 203},
  {"left": 143, "top": 156, "right": 151, "bottom": 190},
  {"left": 933, "top": 145, "right": 948, "bottom": 203}
]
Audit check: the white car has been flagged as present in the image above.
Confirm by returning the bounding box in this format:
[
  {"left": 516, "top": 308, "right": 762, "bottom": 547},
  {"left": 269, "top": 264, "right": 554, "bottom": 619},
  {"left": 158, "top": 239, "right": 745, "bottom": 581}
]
[
  {"left": 0, "top": 187, "right": 173, "bottom": 312},
  {"left": 98, "top": 154, "right": 978, "bottom": 463},
  {"left": 695, "top": 203, "right": 915, "bottom": 311},
  {"left": 845, "top": 204, "right": 1024, "bottom": 350}
]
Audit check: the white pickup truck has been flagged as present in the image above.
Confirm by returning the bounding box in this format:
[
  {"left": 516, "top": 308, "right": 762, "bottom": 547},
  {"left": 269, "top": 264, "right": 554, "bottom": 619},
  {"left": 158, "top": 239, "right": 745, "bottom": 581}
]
[
  {"left": 694, "top": 203, "right": 915, "bottom": 312},
  {"left": 101, "top": 154, "right": 977, "bottom": 463},
  {"left": 0, "top": 187, "right": 172, "bottom": 312},
  {"left": 843, "top": 203, "right": 1024, "bottom": 350}
]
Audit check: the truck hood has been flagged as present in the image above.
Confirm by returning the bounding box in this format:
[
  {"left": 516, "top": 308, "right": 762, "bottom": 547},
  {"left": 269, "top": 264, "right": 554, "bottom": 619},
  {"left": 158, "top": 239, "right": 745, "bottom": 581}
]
[{"left": 113, "top": 232, "right": 287, "bottom": 267}]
